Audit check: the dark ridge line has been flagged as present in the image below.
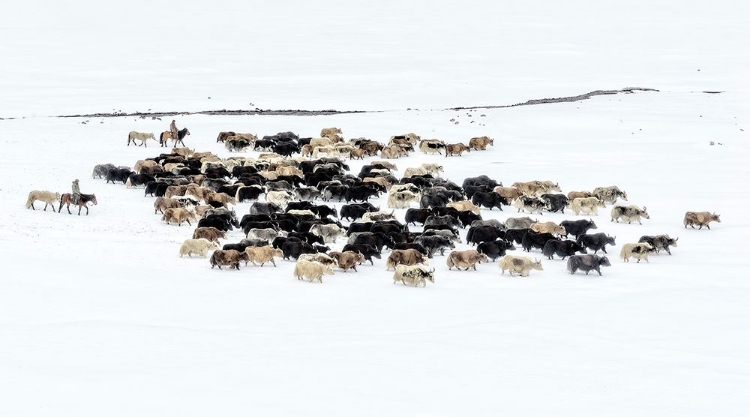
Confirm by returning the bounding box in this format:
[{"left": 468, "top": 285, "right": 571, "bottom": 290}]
[
  {"left": 57, "top": 109, "right": 373, "bottom": 119},
  {"left": 446, "top": 87, "right": 660, "bottom": 111},
  {"left": 0, "top": 87, "right": 661, "bottom": 121}
]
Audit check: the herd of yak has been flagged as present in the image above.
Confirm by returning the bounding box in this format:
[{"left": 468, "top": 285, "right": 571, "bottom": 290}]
[{"left": 26, "top": 127, "right": 722, "bottom": 285}]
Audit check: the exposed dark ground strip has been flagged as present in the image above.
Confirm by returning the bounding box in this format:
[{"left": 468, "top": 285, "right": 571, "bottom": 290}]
[
  {"left": 447, "top": 87, "right": 660, "bottom": 110},
  {"left": 1, "top": 88, "right": 663, "bottom": 120}
]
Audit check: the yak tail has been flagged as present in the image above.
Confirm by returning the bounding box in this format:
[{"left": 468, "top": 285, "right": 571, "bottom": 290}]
[
  {"left": 24, "top": 192, "right": 33, "bottom": 209},
  {"left": 125, "top": 177, "right": 132, "bottom": 188},
  {"left": 445, "top": 256, "right": 454, "bottom": 269}
]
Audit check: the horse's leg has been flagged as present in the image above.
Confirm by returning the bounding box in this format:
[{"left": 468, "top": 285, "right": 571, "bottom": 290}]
[{"left": 67, "top": 204, "right": 72, "bottom": 214}]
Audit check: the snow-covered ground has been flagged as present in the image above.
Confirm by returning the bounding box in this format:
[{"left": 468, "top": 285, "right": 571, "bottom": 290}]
[{"left": 1, "top": 2, "right": 749, "bottom": 416}]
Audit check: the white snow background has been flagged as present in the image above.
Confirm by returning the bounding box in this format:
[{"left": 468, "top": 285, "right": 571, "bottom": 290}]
[{"left": 1, "top": 1, "right": 749, "bottom": 416}]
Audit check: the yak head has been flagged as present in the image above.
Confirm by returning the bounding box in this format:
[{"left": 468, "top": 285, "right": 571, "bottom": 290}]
[
  {"left": 598, "top": 256, "right": 612, "bottom": 267},
  {"left": 572, "top": 241, "right": 587, "bottom": 254},
  {"left": 426, "top": 268, "right": 436, "bottom": 283},
  {"left": 476, "top": 253, "right": 489, "bottom": 264},
  {"left": 532, "top": 259, "right": 544, "bottom": 271},
  {"left": 711, "top": 213, "right": 721, "bottom": 222},
  {"left": 641, "top": 207, "right": 650, "bottom": 219}
]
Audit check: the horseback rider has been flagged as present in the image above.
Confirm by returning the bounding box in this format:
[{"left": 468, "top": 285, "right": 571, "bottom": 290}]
[
  {"left": 169, "top": 119, "right": 178, "bottom": 142},
  {"left": 72, "top": 179, "right": 81, "bottom": 204}
]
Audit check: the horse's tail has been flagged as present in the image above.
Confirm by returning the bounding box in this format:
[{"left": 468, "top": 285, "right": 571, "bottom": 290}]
[{"left": 25, "top": 191, "right": 34, "bottom": 209}]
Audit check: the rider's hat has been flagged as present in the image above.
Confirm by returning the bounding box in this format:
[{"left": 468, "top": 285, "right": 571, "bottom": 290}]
[{"left": 73, "top": 179, "right": 79, "bottom": 182}]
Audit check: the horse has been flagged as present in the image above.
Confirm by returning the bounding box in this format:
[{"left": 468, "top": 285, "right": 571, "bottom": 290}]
[
  {"left": 25, "top": 190, "right": 61, "bottom": 212},
  {"left": 59, "top": 193, "right": 98, "bottom": 215},
  {"left": 160, "top": 127, "right": 191, "bottom": 147},
  {"left": 127, "top": 131, "right": 156, "bottom": 147}
]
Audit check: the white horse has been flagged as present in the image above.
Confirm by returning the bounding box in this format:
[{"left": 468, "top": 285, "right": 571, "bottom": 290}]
[
  {"left": 127, "top": 131, "right": 156, "bottom": 147},
  {"left": 25, "top": 190, "right": 61, "bottom": 212}
]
